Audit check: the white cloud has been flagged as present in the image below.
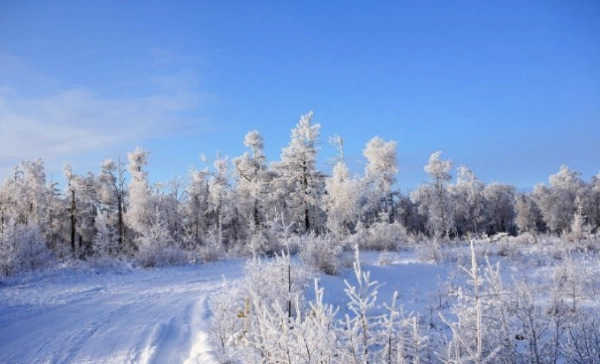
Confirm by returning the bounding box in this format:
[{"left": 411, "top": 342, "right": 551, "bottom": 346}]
[{"left": 0, "top": 85, "right": 205, "bottom": 178}]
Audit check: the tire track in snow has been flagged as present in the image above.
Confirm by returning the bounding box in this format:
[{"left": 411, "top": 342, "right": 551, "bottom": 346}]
[{"left": 0, "top": 262, "right": 244, "bottom": 364}]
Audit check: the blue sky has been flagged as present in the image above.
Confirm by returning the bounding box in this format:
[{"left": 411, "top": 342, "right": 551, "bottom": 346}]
[{"left": 1, "top": 1, "right": 598, "bottom": 191}]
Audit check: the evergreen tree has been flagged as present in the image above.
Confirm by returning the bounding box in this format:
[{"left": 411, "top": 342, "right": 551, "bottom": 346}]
[
  {"left": 272, "top": 111, "right": 324, "bottom": 233},
  {"left": 124, "top": 147, "right": 152, "bottom": 248}
]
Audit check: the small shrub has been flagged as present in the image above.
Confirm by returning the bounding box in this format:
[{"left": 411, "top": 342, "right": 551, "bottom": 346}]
[
  {"left": 298, "top": 234, "right": 342, "bottom": 275},
  {"left": 416, "top": 237, "right": 444, "bottom": 263},
  {"left": 351, "top": 220, "right": 411, "bottom": 252}
]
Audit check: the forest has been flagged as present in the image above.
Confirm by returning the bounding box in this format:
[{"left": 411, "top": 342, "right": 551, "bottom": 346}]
[
  {"left": 0, "top": 111, "right": 598, "bottom": 275},
  {"left": 2, "top": 112, "right": 600, "bottom": 363}
]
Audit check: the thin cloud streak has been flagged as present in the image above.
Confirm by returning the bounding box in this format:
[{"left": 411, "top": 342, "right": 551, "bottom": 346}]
[{"left": 0, "top": 86, "right": 205, "bottom": 178}]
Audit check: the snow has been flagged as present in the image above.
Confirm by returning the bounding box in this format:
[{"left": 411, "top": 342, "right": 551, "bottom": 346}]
[
  {"left": 1, "top": 252, "right": 457, "bottom": 363},
  {"left": 2, "top": 243, "right": 599, "bottom": 363},
  {"left": 310, "top": 251, "right": 458, "bottom": 317},
  {"left": 0, "top": 261, "right": 244, "bottom": 364}
]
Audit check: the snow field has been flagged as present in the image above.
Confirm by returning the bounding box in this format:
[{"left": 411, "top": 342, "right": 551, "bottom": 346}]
[
  {"left": 0, "top": 261, "right": 243, "bottom": 364},
  {"left": 2, "top": 237, "right": 600, "bottom": 363},
  {"left": 211, "top": 239, "right": 600, "bottom": 363}
]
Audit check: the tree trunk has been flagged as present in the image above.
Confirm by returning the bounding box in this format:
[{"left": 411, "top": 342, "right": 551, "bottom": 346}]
[
  {"left": 70, "top": 188, "right": 76, "bottom": 258},
  {"left": 303, "top": 160, "right": 310, "bottom": 232},
  {"left": 117, "top": 192, "right": 124, "bottom": 248}
]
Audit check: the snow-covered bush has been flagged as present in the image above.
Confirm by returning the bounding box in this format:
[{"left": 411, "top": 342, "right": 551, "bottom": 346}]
[
  {"left": 211, "top": 246, "right": 437, "bottom": 363},
  {"left": 416, "top": 236, "right": 444, "bottom": 263},
  {"left": 342, "top": 247, "right": 382, "bottom": 362},
  {"left": 135, "top": 209, "right": 186, "bottom": 267},
  {"left": 210, "top": 252, "right": 314, "bottom": 361},
  {"left": 196, "top": 230, "right": 226, "bottom": 262},
  {"left": 439, "top": 243, "right": 503, "bottom": 363},
  {"left": 298, "top": 234, "right": 343, "bottom": 275},
  {"left": 366, "top": 220, "right": 410, "bottom": 251},
  {"left": 0, "top": 220, "right": 53, "bottom": 277},
  {"left": 350, "top": 218, "right": 411, "bottom": 252},
  {"left": 563, "top": 310, "right": 600, "bottom": 363}
]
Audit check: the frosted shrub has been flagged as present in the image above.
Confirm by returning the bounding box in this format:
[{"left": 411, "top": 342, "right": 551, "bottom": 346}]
[
  {"left": 366, "top": 220, "right": 410, "bottom": 251},
  {"left": 244, "top": 252, "right": 308, "bottom": 309},
  {"left": 350, "top": 219, "right": 410, "bottom": 252},
  {"left": 439, "top": 242, "right": 502, "bottom": 364},
  {"left": 563, "top": 310, "right": 600, "bottom": 363},
  {"left": 197, "top": 230, "right": 225, "bottom": 262},
  {"left": 210, "top": 253, "right": 315, "bottom": 362},
  {"left": 343, "top": 247, "right": 381, "bottom": 363},
  {"left": 246, "top": 226, "right": 283, "bottom": 258},
  {"left": 299, "top": 234, "right": 342, "bottom": 275},
  {"left": 135, "top": 209, "right": 186, "bottom": 267},
  {"left": 0, "top": 220, "right": 53, "bottom": 277},
  {"left": 210, "top": 280, "right": 248, "bottom": 362},
  {"left": 136, "top": 244, "right": 186, "bottom": 268},
  {"left": 416, "top": 237, "right": 443, "bottom": 263},
  {"left": 212, "top": 246, "right": 439, "bottom": 363},
  {"left": 243, "top": 280, "right": 341, "bottom": 363}
]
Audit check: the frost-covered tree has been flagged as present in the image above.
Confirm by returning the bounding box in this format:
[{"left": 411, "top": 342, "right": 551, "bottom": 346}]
[
  {"left": 44, "top": 179, "right": 67, "bottom": 253},
  {"left": 20, "top": 159, "right": 49, "bottom": 228},
  {"left": 325, "top": 161, "right": 361, "bottom": 238},
  {"left": 233, "top": 130, "right": 269, "bottom": 232},
  {"left": 515, "top": 193, "right": 542, "bottom": 237},
  {"left": 272, "top": 111, "right": 324, "bottom": 233},
  {"left": 0, "top": 160, "right": 50, "bottom": 234},
  {"left": 93, "top": 210, "right": 116, "bottom": 258},
  {"left": 585, "top": 172, "right": 600, "bottom": 230},
  {"left": 0, "top": 217, "right": 52, "bottom": 277},
  {"left": 451, "top": 166, "right": 486, "bottom": 236},
  {"left": 96, "top": 158, "right": 127, "bottom": 251},
  {"left": 184, "top": 168, "right": 210, "bottom": 246},
  {"left": 124, "top": 147, "right": 153, "bottom": 247},
  {"left": 135, "top": 207, "right": 183, "bottom": 267},
  {"left": 206, "top": 152, "right": 233, "bottom": 246},
  {"left": 0, "top": 166, "right": 26, "bottom": 229},
  {"left": 533, "top": 165, "right": 585, "bottom": 234},
  {"left": 483, "top": 183, "right": 515, "bottom": 235},
  {"left": 63, "top": 164, "right": 97, "bottom": 258},
  {"left": 363, "top": 137, "right": 398, "bottom": 224},
  {"left": 160, "top": 175, "right": 186, "bottom": 244},
  {"left": 412, "top": 151, "right": 453, "bottom": 237},
  {"left": 323, "top": 136, "right": 361, "bottom": 238}
]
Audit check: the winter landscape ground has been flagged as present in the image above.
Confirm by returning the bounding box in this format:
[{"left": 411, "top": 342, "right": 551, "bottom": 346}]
[
  {"left": 0, "top": 260, "right": 243, "bottom": 364},
  {"left": 2, "top": 235, "right": 600, "bottom": 363}
]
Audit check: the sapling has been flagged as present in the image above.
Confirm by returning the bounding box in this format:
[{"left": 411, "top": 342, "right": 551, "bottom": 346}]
[
  {"left": 344, "top": 246, "right": 381, "bottom": 364},
  {"left": 513, "top": 280, "right": 547, "bottom": 364},
  {"left": 439, "top": 241, "right": 500, "bottom": 364}
]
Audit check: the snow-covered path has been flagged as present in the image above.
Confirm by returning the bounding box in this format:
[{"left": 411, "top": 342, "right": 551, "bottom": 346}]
[{"left": 0, "top": 261, "right": 244, "bottom": 364}]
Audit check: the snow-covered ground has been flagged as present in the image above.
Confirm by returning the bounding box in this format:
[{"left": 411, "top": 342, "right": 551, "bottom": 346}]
[
  {"left": 0, "top": 261, "right": 244, "bottom": 364},
  {"left": 2, "top": 242, "right": 599, "bottom": 363},
  {"left": 1, "top": 253, "right": 454, "bottom": 364}
]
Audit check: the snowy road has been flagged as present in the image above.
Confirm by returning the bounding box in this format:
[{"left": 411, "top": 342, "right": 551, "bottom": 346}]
[{"left": 0, "top": 261, "right": 244, "bottom": 364}]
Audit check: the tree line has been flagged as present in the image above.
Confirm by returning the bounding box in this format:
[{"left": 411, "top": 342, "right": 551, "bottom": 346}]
[{"left": 1, "top": 112, "right": 599, "bottom": 269}]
